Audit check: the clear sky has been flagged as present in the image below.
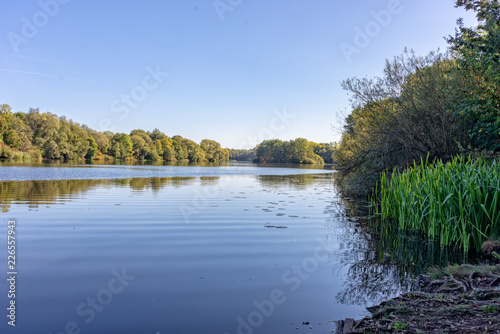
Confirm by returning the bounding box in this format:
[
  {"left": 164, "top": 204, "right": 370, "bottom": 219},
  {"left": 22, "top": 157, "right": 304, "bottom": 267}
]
[{"left": 0, "top": 0, "right": 478, "bottom": 149}]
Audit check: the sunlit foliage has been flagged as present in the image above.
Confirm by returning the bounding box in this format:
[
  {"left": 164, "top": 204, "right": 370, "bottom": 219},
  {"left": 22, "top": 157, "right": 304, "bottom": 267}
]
[
  {"left": 0, "top": 107, "right": 230, "bottom": 162},
  {"left": 254, "top": 138, "right": 324, "bottom": 164}
]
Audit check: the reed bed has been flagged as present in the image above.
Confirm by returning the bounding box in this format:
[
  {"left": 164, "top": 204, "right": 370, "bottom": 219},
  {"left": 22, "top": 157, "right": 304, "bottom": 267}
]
[{"left": 375, "top": 156, "right": 500, "bottom": 252}]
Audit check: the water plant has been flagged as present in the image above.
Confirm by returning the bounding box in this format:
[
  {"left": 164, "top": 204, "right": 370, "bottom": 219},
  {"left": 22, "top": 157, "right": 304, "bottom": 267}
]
[{"left": 375, "top": 156, "right": 500, "bottom": 252}]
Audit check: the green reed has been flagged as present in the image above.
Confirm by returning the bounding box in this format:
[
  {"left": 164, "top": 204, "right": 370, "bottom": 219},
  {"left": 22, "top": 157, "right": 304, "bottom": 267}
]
[{"left": 375, "top": 156, "right": 500, "bottom": 252}]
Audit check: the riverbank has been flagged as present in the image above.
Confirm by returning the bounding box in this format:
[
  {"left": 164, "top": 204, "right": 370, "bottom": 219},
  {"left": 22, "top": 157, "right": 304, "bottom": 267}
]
[{"left": 337, "top": 264, "right": 500, "bottom": 333}]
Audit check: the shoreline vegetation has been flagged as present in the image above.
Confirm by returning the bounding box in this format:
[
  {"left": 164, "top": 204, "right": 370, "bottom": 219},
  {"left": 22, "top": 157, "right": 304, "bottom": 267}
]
[
  {"left": 334, "top": 0, "right": 500, "bottom": 199},
  {"left": 377, "top": 156, "right": 500, "bottom": 253},
  {"left": 334, "top": 0, "right": 500, "bottom": 257},
  {"left": 0, "top": 104, "right": 335, "bottom": 165},
  {"left": 335, "top": 0, "right": 500, "bottom": 332}
]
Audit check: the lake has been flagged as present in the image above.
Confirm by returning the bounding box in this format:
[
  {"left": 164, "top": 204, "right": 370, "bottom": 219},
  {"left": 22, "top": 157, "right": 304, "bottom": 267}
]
[{"left": 0, "top": 162, "right": 408, "bottom": 334}]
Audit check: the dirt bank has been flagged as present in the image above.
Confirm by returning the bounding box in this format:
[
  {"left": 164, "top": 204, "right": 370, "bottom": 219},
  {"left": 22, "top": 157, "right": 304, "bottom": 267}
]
[{"left": 338, "top": 264, "right": 500, "bottom": 333}]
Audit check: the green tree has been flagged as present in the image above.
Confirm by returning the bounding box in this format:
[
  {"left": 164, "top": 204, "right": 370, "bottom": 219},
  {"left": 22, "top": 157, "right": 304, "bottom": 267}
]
[
  {"left": 254, "top": 139, "right": 323, "bottom": 164},
  {"left": 149, "top": 128, "right": 166, "bottom": 141},
  {"left": 171, "top": 135, "right": 188, "bottom": 160},
  {"left": 200, "top": 139, "right": 229, "bottom": 162},
  {"left": 130, "top": 129, "right": 152, "bottom": 144},
  {"left": 288, "top": 138, "right": 324, "bottom": 164},
  {"left": 228, "top": 148, "right": 255, "bottom": 161},
  {"left": 163, "top": 146, "right": 176, "bottom": 161},
  {"left": 85, "top": 136, "right": 99, "bottom": 159},
  {"left": 184, "top": 138, "right": 205, "bottom": 162},
  {"left": 59, "top": 117, "right": 89, "bottom": 159},
  {"left": 43, "top": 140, "right": 61, "bottom": 159},
  {"left": 111, "top": 133, "right": 133, "bottom": 159},
  {"left": 158, "top": 137, "right": 175, "bottom": 161},
  {"left": 0, "top": 105, "right": 33, "bottom": 151},
  {"left": 255, "top": 139, "right": 284, "bottom": 163},
  {"left": 448, "top": 0, "right": 500, "bottom": 151},
  {"left": 87, "top": 130, "right": 111, "bottom": 156},
  {"left": 3, "top": 129, "right": 20, "bottom": 149},
  {"left": 313, "top": 143, "right": 336, "bottom": 164},
  {"left": 131, "top": 135, "right": 147, "bottom": 159},
  {"left": 336, "top": 51, "right": 468, "bottom": 195}
]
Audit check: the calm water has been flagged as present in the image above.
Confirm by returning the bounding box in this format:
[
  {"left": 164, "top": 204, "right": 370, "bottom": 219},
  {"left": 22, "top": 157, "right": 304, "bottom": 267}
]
[
  {"left": 0, "top": 163, "right": 408, "bottom": 334},
  {"left": 0, "top": 163, "right": 331, "bottom": 181}
]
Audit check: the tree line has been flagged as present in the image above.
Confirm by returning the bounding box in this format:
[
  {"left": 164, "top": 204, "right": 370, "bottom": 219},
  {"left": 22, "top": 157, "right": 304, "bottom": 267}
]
[
  {"left": 0, "top": 106, "right": 229, "bottom": 162},
  {"left": 334, "top": 0, "right": 500, "bottom": 196},
  {"left": 253, "top": 138, "right": 334, "bottom": 164},
  {"left": 0, "top": 105, "right": 335, "bottom": 164}
]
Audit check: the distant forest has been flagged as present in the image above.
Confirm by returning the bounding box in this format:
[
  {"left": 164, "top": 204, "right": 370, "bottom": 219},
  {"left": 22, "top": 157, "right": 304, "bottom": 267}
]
[{"left": 0, "top": 105, "right": 335, "bottom": 164}]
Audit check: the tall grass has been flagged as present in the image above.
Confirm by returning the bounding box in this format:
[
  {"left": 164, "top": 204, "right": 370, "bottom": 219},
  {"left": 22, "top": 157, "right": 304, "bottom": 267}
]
[{"left": 375, "top": 156, "right": 500, "bottom": 252}]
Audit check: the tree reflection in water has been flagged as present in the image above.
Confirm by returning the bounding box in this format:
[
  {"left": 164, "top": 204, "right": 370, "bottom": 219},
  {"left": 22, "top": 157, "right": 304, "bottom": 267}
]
[
  {"left": 318, "top": 193, "right": 409, "bottom": 307},
  {"left": 0, "top": 174, "right": 477, "bottom": 310},
  {"left": 0, "top": 174, "right": 325, "bottom": 213},
  {"left": 0, "top": 177, "right": 197, "bottom": 212},
  {"left": 330, "top": 194, "right": 481, "bottom": 307}
]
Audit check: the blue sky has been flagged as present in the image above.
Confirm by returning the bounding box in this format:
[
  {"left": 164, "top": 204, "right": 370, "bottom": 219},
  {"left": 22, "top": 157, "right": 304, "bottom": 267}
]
[{"left": 0, "top": 0, "right": 477, "bottom": 148}]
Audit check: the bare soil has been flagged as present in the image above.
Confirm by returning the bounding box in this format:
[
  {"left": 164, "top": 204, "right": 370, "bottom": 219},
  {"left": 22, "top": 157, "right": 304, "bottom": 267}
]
[{"left": 338, "top": 264, "right": 500, "bottom": 333}]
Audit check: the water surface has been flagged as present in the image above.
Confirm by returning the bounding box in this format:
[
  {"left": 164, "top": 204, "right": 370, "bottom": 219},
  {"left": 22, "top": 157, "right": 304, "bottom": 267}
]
[
  {"left": 0, "top": 162, "right": 331, "bottom": 181},
  {"left": 0, "top": 164, "right": 407, "bottom": 334}
]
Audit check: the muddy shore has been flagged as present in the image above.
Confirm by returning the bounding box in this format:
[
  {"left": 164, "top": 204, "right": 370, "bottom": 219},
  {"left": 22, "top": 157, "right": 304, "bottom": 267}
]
[{"left": 337, "top": 264, "right": 500, "bottom": 333}]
